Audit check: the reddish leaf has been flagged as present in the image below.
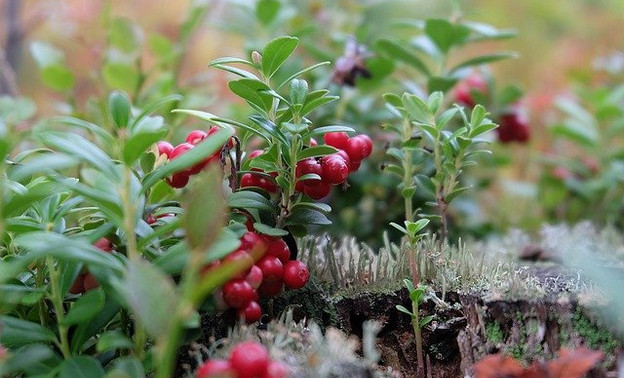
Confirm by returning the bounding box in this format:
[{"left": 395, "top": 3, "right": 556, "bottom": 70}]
[
  {"left": 473, "top": 354, "right": 525, "bottom": 378},
  {"left": 547, "top": 347, "right": 603, "bottom": 378}
]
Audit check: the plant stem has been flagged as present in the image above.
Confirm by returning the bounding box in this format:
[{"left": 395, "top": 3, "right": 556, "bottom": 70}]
[
  {"left": 36, "top": 259, "right": 47, "bottom": 326},
  {"left": 411, "top": 300, "right": 425, "bottom": 378},
  {"left": 46, "top": 256, "right": 71, "bottom": 359}
]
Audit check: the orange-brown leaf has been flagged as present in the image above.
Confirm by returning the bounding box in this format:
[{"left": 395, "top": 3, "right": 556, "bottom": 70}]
[
  {"left": 473, "top": 354, "right": 526, "bottom": 378},
  {"left": 547, "top": 347, "right": 604, "bottom": 378}
]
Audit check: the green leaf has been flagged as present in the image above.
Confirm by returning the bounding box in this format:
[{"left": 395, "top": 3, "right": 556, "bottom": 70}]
[
  {"left": 424, "top": 19, "right": 470, "bottom": 53},
  {"left": 123, "top": 116, "right": 168, "bottom": 165},
  {"left": 0, "top": 284, "right": 45, "bottom": 305},
  {"left": 297, "top": 145, "right": 337, "bottom": 160},
  {"left": 253, "top": 223, "right": 288, "bottom": 237},
  {"left": 48, "top": 116, "right": 115, "bottom": 146},
  {"left": 406, "top": 219, "right": 430, "bottom": 235},
  {"left": 307, "top": 125, "right": 355, "bottom": 137},
  {"left": 211, "top": 64, "right": 259, "bottom": 80},
  {"left": 375, "top": 39, "right": 430, "bottom": 76},
  {"left": 403, "top": 279, "right": 415, "bottom": 293},
  {"left": 282, "top": 122, "right": 308, "bottom": 134},
  {"left": 285, "top": 208, "right": 331, "bottom": 226},
  {"left": 173, "top": 109, "right": 270, "bottom": 142},
  {"left": 389, "top": 222, "right": 407, "bottom": 235},
  {"left": 108, "top": 91, "right": 131, "bottom": 129},
  {"left": 108, "top": 18, "right": 143, "bottom": 53},
  {"left": 256, "top": 0, "right": 281, "bottom": 25},
  {"left": 208, "top": 57, "right": 254, "bottom": 67},
  {"left": 0, "top": 344, "right": 56, "bottom": 376},
  {"left": 498, "top": 85, "right": 524, "bottom": 107},
  {"left": 290, "top": 79, "right": 308, "bottom": 105},
  {"left": 184, "top": 168, "right": 225, "bottom": 251},
  {"left": 0, "top": 316, "right": 56, "bottom": 348},
  {"left": 113, "top": 259, "right": 178, "bottom": 338},
  {"left": 261, "top": 36, "right": 299, "bottom": 78},
  {"left": 229, "top": 79, "right": 274, "bottom": 113},
  {"left": 427, "top": 91, "right": 443, "bottom": 114},
  {"left": 402, "top": 93, "right": 430, "bottom": 123},
  {"left": 420, "top": 315, "right": 435, "bottom": 328},
  {"left": 300, "top": 94, "right": 339, "bottom": 116},
  {"left": 381, "top": 163, "right": 404, "bottom": 178},
  {"left": 290, "top": 201, "right": 331, "bottom": 213},
  {"left": 13, "top": 232, "right": 125, "bottom": 272},
  {"left": 41, "top": 64, "right": 74, "bottom": 91},
  {"left": 395, "top": 305, "right": 413, "bottom": 317},
  {"left": 96, "top": 331, "right": 133, "bottom": 353},
  {"left": 401, "top": 186, "right": 416, "bottom": 199},
  {"left": 36, "top": 131, "right": 118, "bottom": 179},
  {"left": 103, "top": 63, "right": 139, "bottom": 93},
  {"left": 61, "top": 289, "right": 105, "bottom": 326},
  {"left": 105, "top": 357, "right": 145, "bottom": 378},
  {"left": 228, "top": 190, "right": 274, "bottom": 212},
  {"left": 142, "top": 128, "right": 233, "bottom": 192},
  {"left": 249, "top": 115, "right": 289, "bottom": 146},
  {"left": 70, "top": 297, "right": 120, "bottom": 353},
  {"left": 450, "top": 52, "right": 518, "bottom": 73},
  {"left": 427, "top": 76, "right": 458, "bottom": 93},
  {"left": 59, "top": 356, "right": 105, "bottom": 378}
]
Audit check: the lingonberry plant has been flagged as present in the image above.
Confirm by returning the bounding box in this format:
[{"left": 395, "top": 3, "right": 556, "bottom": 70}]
[{"left": 174, "top": 36, "right": 372, "bottom": 237}]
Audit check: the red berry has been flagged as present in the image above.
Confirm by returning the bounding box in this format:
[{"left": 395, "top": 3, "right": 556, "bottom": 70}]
[
  {"left": 349, "top": 159, "right": 361, "bottom": 173},
  {"left": 239, "top": 232, "right": 265, "bottom": 254},
  {"left": 248, "top": 149, "right": 264, "bottom": 160},
  {"left": 321, "top": 155, "right": 349, "bottom": 185},
  {"left": 308, "top": 138, "right": 318, "bottom": 146},
  {"left": 498, "top": 110, "right": 530, "bottom": 144},
  {"left": 83, "top": 273, "right": 99, "bottom": 291},
  {"left": 324, "top": 132, "right": 349, "bottom": 149},
  {"left": 157, "top": 141, "right": 174, "bottom": 158},
  {"left": 256, "top": 256, "right": 284, "bottom": 283},
  {"left": 241, "top": 173, "right": 258, "bottom": 188},
  {"left": 265, "top": 237, "right": 291, "bottom": 264},
  {"left": 258, "top": 281, "right": 283, "bottom": 297},
  {"left": 238, "top": 300, "right": 262, "bottom": 324},
  {"left": 229, "top": 341, "right": 270, "bottom": 378},
  {"left": 170, "top": 142, "right": 195, "bottom": 175},
  {"left": 223, "top": 250, "right": 254, "bottom": 279},
  {"left": 186, "top": 130, "right": 208, "bottom": 145},
  {"left": 69, "top": 274, "right": 85, "bottom": 294},
  {"left": 454, "top": 74, "right": 487, "bottom": 108},
  {"left": 222, "top": 279, "right": 255, "bottom": 309},
  {"left": 303, "top": 181, "right": 331, "bottom": 200},
  {"left": 264, "top": 361, "right": 291, "bottom": 378},
  {"left": 295, "top": 158, "right": 322, "bottom": 192},
  {"left": 196, "top": 359, "right": 234, "bottom": 378},
  {"left": 207, "top": 126, "right": 219, "bottom": 136},
  {"left": 167, "top": 172, "right": 190, "bottom": 188},
  {"left": 346, "top": 135, "right": 372, "bottom": 162},
  {"left": 283, "top": 260, "right": 309, "bottom": 289},
  {"left": 256, "top": 177, "right": 277, "bottom": 193},
  {"left": 246, "top": 265, "right": 264, "bottom": 289},
  {"left": 94, "top": 238, "right": 113, "bottom": 252}
]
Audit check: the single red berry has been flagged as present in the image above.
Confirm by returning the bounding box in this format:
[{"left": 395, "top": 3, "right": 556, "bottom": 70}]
[
  {"left": 454, "top": 74, "right": 487, "bottom": 108},
  {"left": 498, "top": 110, "right": 530, "bottom": 144},
  {"left": 295, "top": 158, "right": 322, "bottom": 192},
  {"left": 263, "top": 361, "right": 291, "bottom": 378},
  {"left": 229, "top": 341, "right": 270, "bottom": 378},
  {"left": 256, "top": 256, "right": 284, "bottom": 283},
  {"left": 196, "top": 359, "right": 235, "bottom": 378},
  {"left": 186, "top": 130, "right": 208, "bottom": 145},
  {"left": 265, "top": 238, "right": 290, "bottom": 264},
  {"left": 308, "top": 138, "right": 318, "bottom": 146},
  {"left": 256, "top": 177, "right": 277, "bottom": 193},
  {"left": 222, "top": 279, "right": 255, "bottom": 309},
  {"left": 283, "top": 260, "right": 309, "bottom": 289},
  {"left": 240, "top": 173, "right": 259, "bottom": 188},
  {"left": 83, "top": 273, "right": 99, "bottom": 291},
  {"left": 345, "top": 135, "right": 372, "bottom": 162},
  {"left": 258, "top": 280, "right": 283, "bottom": 297},
  {"left": 94, "top": 238, "right": 113, "bottom": 252},
  {"left": 349, "top": 159, "right": 361, "bottom": 173},
  {"left": 223, "top": 250, "right": 254, "bottom": 279},
  {"left": 324, "top": 132, "right": 349, "bottom": 149},
  {"left": 157, "top": 141, "right": 174, "bottom": 158},
  {"left": 167, "top": 172, "right": 190, "bottom": 188},
  {"left": 69, "top": 274, "right": 86, "bottom": 294},
  {"left": 303, "top": 181, "right": 332, "bottom": 200},
  {"left": 238, "top": 300, "right": 262, "bottom": 324},
  {"left": 248, "top": 149, "right": 264, "bottom": 160},
  {"left": 239, "top": 231, "right": 265, "bottom": 254},
  {"left": 321, "top": 155, "right": 349, "bottom": 185},
  {"left": 246, "top": 265, "right": 264, "bottom": 289}
]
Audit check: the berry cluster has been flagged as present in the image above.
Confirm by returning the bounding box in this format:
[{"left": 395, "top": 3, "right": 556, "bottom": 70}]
[
  {"left": 69, "top": 238, "right": 113, "bottom": 294},
  {"left": 206, "top": 230, "right": 309, "bottom": 324},
  {"left": 196, "top": 341, "right": 289, "bottom": 378},
  {"left": 157, "top": 127, "right": 232, "bottom": 189},
  {"left": 240, "top": 150, "right": 278, "bottom": 193},
  {"left": 294, "top": 132, "right": 372, "bottom": 200}
]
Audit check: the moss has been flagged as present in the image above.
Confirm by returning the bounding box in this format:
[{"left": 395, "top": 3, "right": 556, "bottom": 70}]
[
  {"left": 485, "top": 321, "right": 504, "bottom": 344},
  {"left": 572, "top": 310, "right": 621, "bottom": 354}
]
